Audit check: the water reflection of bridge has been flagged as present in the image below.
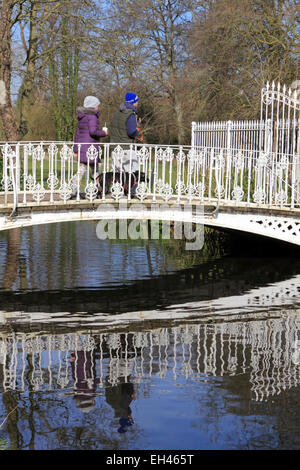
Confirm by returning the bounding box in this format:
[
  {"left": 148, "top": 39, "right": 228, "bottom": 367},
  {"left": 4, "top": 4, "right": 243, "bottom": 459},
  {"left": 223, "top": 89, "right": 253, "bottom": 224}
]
[
  {"left": 1, "top": 253, "right": 300, "bottom": 315},
  {"left": 1, "top": 314, "right": 299, "bottom": 402}
]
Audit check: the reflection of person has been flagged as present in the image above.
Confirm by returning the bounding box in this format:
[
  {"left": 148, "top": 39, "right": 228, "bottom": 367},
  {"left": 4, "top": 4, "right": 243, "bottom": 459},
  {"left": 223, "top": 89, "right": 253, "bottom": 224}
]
[
  {"left": 105, "top": 379, "right": 136, "bottom": 433},
  {"left": 118, "top": 417, "right": 134, "bottom": 434},
  {"left": 70, "top": 350, "right": 99, "bottom": 413},
  {"left": 71, "top": 96, "right": 108, "bottom": 199}
]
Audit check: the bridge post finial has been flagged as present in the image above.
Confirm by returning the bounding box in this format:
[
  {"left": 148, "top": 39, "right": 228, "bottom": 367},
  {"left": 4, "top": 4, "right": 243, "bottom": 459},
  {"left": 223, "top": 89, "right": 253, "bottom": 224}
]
[
  {"left": 191, "top": 121, "right": 197, "bottom": 148},
  {"left": 226, "top": 120, "right": 232, "bottom": 157}
]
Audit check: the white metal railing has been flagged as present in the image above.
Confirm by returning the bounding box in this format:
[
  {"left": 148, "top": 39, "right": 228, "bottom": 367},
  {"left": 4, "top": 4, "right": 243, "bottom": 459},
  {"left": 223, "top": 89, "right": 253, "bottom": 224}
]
[
  {"left": 1, "top": 140, "right": 300, "bottom": 210},
  {"left": 191, "top": 81, "right": 300, "bottom": 208},
  {"left": 192, "top": 82, "right": 300, "bottom": 156},
  {"left": 191, "top": 120, "right": 266, "bottom": 152}
]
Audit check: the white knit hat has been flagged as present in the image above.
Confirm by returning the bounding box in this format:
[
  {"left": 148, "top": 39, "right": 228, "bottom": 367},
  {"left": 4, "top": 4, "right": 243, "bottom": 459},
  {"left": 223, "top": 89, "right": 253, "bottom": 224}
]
[
  {"left": 83, "top": 96, "right": 100, "bottom": 109},
  {"left": 74, "top": 396, "right": 95, "bottom": 413}
]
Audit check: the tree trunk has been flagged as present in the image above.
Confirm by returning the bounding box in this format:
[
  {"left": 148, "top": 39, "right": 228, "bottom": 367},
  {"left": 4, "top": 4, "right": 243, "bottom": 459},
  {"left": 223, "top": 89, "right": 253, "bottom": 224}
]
[
  {"left": 18, "top": 1, "right": 38, "bottom": 138},
  {"left": 0, "top": 0, "right": 19, "bottom": 140},
  {"left": 174, "top": 96, "right": 185, "bottom": 145},
  {"left": 49, "top": 15, "right": 80, "bottom": 141}
]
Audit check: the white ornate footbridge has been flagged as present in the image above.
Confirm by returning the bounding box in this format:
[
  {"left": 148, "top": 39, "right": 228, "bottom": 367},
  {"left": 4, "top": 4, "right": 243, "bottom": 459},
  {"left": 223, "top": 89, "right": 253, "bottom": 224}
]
[{"left": 0, "top": 82, "right": 300, "bottom": 245}]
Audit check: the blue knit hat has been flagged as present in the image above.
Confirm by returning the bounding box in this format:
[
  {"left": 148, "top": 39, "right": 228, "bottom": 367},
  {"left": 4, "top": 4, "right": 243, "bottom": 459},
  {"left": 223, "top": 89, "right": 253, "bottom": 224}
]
[{"left": 125, "top": 92, "right": 139, "bottom": 104}]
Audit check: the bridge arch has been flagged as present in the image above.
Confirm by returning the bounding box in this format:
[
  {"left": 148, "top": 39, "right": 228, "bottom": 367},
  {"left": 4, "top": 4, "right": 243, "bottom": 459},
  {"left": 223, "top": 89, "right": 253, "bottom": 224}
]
[{"left": 0, "top": 199, "right": 299, "bottom": 246}]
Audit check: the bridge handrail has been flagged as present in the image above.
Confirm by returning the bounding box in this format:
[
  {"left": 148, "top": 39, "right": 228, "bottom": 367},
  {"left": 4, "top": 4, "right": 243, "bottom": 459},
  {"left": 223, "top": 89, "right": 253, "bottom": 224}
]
[{"left": 0, "top": 141, "right": 299, "bottom": 209}]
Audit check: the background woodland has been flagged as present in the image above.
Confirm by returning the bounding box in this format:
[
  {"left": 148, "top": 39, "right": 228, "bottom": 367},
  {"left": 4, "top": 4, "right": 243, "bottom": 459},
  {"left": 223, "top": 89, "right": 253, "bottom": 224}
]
[{"left": 0, "top": 0, "right": 299, "bottom": 144}]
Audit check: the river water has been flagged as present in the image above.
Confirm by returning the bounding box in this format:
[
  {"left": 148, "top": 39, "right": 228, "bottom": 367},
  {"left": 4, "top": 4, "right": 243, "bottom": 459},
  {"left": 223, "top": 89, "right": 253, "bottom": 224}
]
[{"left": 0, "top": 222, "right": 299, "bottom": 450}]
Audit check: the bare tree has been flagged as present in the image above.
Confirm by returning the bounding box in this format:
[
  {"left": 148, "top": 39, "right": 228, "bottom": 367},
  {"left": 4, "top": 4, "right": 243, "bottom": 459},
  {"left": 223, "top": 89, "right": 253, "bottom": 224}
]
[
  {"left": 96, "top": 0, "right": 191, "bottom": 144},
  {"left": 0, "top": 0, "right": 24, "bottom": 140},
  {"left": 189, "top": 0, "right": 299, "bottom": 121}
]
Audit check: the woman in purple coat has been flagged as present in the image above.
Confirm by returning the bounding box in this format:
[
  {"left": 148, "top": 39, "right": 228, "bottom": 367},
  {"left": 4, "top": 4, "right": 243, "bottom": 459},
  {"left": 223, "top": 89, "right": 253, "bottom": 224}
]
[{"left": 71, "top": 96, "right": 108, "bottom": 198}]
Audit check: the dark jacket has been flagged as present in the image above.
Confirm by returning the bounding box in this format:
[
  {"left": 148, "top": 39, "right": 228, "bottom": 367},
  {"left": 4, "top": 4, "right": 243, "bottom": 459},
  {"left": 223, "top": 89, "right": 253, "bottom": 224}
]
[
  {"left": 110, "top": 102, "right": 140, "bottom": 144},
  {"left": 105, "top": 380, "right": 135, "bottom": 418},
  {"left": 74, "top": 107, "right": 106, "bottom": 164}
]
